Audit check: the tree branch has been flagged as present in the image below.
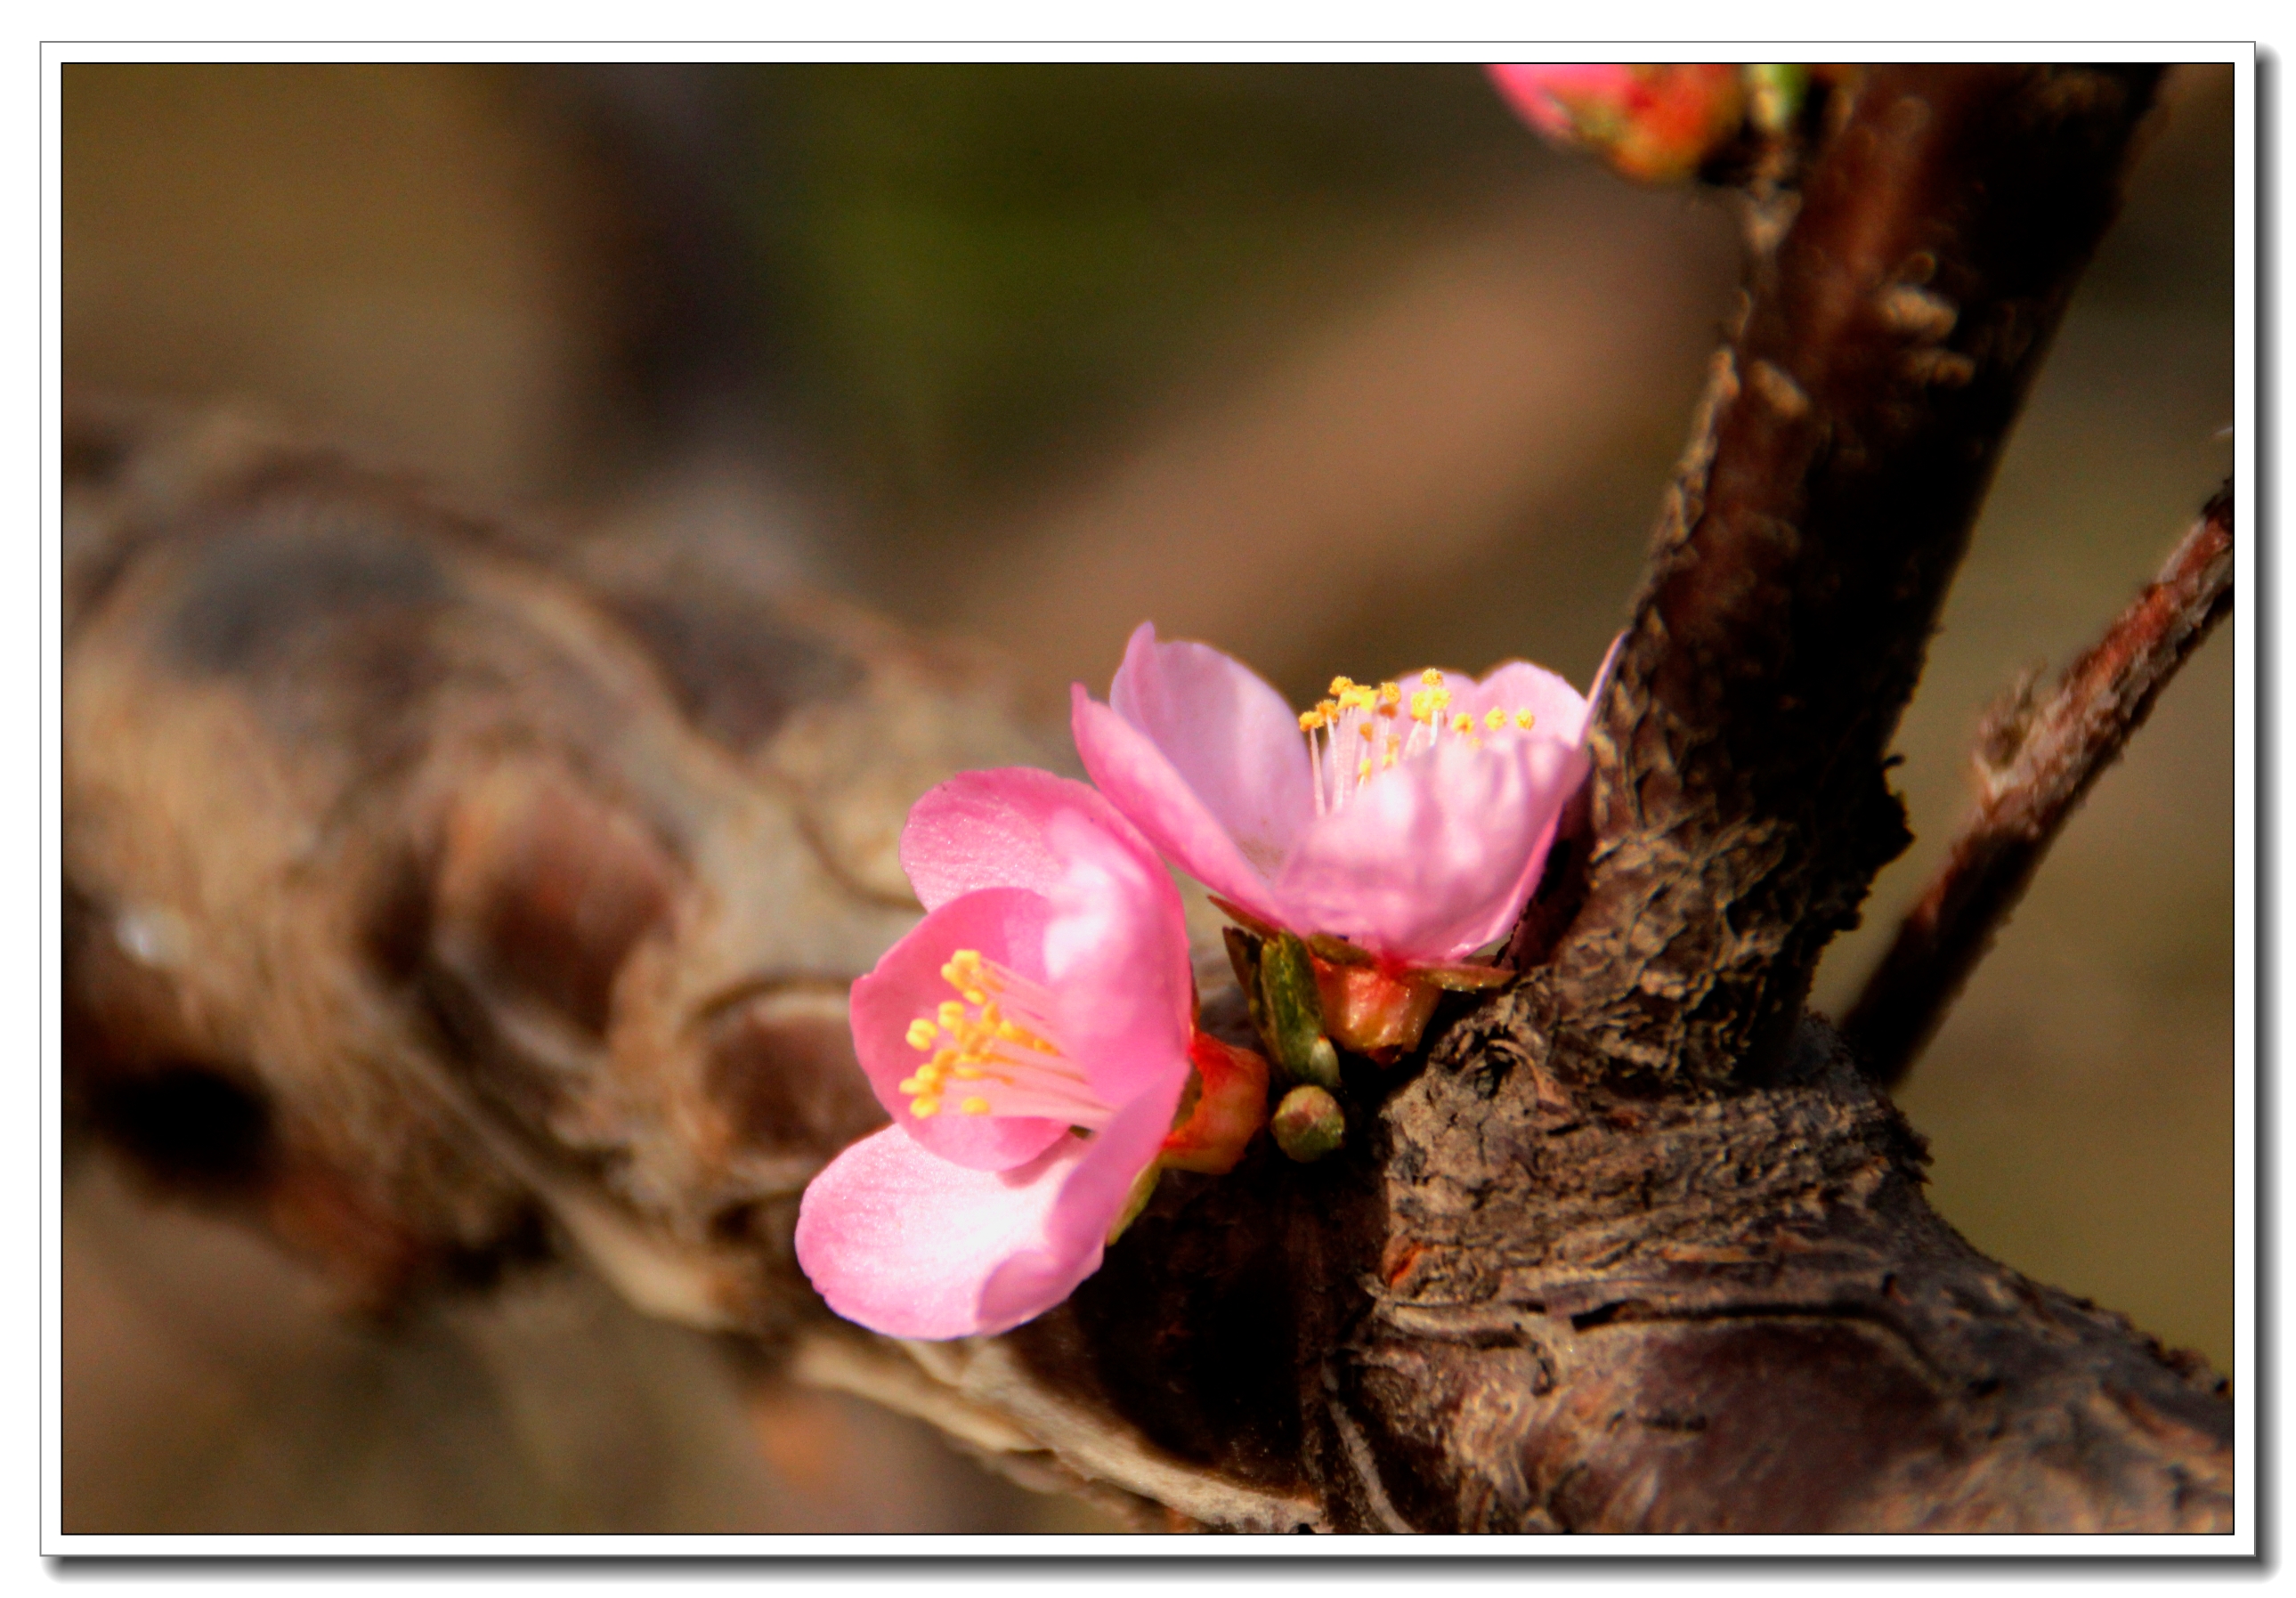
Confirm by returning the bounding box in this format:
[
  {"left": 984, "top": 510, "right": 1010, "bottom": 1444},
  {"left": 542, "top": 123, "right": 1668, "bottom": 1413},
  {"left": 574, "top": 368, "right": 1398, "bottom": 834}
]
[
  {"left": 1547, "top": 63, "right": 2169, "bottom": 1089},
  {"left": 61, "top": 61, "right": 2233, "bottom": 1537},
  {"left": 1842, "top": 483, "right": 2235, "bottom": 1087}
]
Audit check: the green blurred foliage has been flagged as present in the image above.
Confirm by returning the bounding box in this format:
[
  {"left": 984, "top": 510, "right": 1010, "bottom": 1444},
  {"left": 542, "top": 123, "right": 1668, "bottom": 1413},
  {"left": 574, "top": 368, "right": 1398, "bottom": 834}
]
[{"left": 738, "top": 64, "right": 1534, "bottom": 512}]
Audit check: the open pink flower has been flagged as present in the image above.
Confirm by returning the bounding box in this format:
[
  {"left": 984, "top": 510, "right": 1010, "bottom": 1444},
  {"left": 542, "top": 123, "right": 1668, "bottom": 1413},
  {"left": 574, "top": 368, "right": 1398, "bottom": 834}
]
[
  {"left": 794, "top": 767, "right": 1194, "bottom": 1340},
  {"left": 1072, "top": 623, "right": 1607, "bottom": 968}
]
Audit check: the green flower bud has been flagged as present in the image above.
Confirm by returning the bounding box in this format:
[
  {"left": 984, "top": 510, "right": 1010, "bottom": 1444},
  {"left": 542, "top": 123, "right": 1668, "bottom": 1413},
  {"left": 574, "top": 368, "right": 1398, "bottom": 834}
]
[
  {"left": 1261, "top": 931, "right": 1342, "bottom": 1091},
  {"left": 1271, "top": 1084, "right": 1344, "bottom": 1164}
]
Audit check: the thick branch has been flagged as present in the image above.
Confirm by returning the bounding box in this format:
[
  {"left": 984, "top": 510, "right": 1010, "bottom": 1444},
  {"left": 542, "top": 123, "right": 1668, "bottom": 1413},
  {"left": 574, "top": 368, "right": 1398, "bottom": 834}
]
[
  {"left": 1843, "top": 483, "right": 2234, "bottom": 1086},
  {"left": 1548, "top": 64, "right": 2166, "bottom": 1087}
]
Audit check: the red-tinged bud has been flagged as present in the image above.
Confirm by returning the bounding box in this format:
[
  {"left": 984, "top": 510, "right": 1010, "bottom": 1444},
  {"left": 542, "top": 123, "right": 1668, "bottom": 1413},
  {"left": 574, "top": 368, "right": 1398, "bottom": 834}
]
[
  {"left": 1312, "top": 957, "right": 1442, "bottom": 1061},
  {"left": 1159, "top": 1029, "right": 1272, "bottom": 1175},
  {"left": 1488, "top": 63, "right": 1746, "bottom": 183}
]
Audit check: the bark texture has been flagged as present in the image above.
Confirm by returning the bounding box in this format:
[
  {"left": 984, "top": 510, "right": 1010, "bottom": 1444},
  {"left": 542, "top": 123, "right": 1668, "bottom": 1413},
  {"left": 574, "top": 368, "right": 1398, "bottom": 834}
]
[{"left": 61, "top": 62, "right": 2233, "bottom": 1535}]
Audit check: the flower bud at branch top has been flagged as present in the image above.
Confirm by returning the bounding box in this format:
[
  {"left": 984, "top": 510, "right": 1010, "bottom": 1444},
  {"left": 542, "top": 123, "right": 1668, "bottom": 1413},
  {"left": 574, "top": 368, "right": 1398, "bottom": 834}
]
[{"left": 1487, "top": 63, "right": 1746, "bottom": 183}]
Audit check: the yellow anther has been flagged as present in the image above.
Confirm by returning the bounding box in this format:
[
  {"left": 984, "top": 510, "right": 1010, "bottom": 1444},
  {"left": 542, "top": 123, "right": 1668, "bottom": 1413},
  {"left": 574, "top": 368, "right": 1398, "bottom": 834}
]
[
  {"left": 1516, "top": 709, "right": 1537, "bottom": 728},
  {"left": 959, "top": 1097, "right": 992, "bottom": 1115},
  {"left": 905, "top": 1018, "right": 937, "bottom": 1050},
  {"left": 1379, "top": 681, "right": 1401, "bottom": 705},
  {"left": 1328, "top": 676, "right": 1356, "bottom": 697},
  {"left": 1299, "top": 709, "right": 1324, "bottom": 731},
  {"left": 952, "top": 1066, "right": 986, "bottom": 1080},
  {"left": 937, "top": 1000, "right": 965, "bottom": 1028},
  {"left": 1359, "top": 722, "right": 1376, "bottom": 742},
  {"left": 910, "top": 1097, "right": 941, "bottom": 1118},
  {"left": 1357, "top": 758, "right": 1373, "bottom": 783},
  {"left": 1452, "top": 712, "right": 1475, "bottom": 734},
  {"left": 897, "top": 1075, "right": 925, "bottom": 1095},
  {"left": 1486, "top": 708, "right": 1507, "bottom": 731},
  {"left": 1421, "top": 669, "right": 1443, "bottom": 686}
]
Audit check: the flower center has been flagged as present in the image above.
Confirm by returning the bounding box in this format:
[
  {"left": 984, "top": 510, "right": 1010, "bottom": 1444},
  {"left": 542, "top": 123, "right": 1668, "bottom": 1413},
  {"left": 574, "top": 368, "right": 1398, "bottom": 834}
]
[
  {"left": 1296, "top": 670, "right": 1540, "bottom": 814},
  {"left": 899, "top": 949, "right": 1114, "bottom": 1125}
]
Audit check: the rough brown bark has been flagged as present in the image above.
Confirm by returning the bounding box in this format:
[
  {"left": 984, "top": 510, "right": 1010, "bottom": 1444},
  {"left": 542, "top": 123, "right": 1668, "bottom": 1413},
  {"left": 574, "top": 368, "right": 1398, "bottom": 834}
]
[
  {"left": 1546, "top": 62, "right": 2173, "bottom": 1091},
  {"left": 61, "top": 61, "right": 2233, "bottom": 1536},
  {"left": 1843, "top": 483, "right": 2235, "bottom": 1087}
]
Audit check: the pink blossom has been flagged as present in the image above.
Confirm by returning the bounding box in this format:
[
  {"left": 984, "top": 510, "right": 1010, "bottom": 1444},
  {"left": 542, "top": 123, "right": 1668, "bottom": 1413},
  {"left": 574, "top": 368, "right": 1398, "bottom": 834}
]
[
  {"left": 794, "top": 767, "right": 1195, "bottom": 1340},
  {"left": 1073, "top": 624, "right": 1607, "bottom": 968},
  {"left": 1487, "top": 63, "right": 1746, "bottom": 183}
]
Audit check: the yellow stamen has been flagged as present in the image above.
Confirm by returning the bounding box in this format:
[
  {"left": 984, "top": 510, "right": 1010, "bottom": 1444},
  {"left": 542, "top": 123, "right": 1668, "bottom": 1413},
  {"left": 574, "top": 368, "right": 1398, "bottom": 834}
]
[
  {"left": 905, "top": 1018, "right": 937, "bottom": 1050},
  {"left": 1359, "top": 722, "right": 1376, "bottom": 742},
  {"left": 1420, "top": 669, "right": 1443, "bottom": 686},
  {"left": 1486, "top": 708, "right": 1507, "bottom": 731},
  {"left": 1329, "top": 676, "right": 1356, "bottom": 697},
  {"left": 1452, "top": 712, "right": 1475, "bottom": 734},
  {"left": 910, "top": 1097, "right": 941, "bottom": 1118},
  {"left": 1357, "top": 758, "right": 1373, "bottom": 783},
  {"left": 959, "top": 1097, "right": 992, "bottom": 1115},
  {"left": 1516, "top": 709, "right": 1537, "bottom": 728},
  {"left": 1299, "top": 709, "right": 1325, "bottom": 731}
]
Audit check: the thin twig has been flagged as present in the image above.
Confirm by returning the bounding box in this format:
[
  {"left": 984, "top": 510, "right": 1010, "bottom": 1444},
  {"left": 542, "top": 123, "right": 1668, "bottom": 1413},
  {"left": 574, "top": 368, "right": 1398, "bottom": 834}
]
[{"left": 1843, "top": 483, "right": 2234, "bottom": 1088}]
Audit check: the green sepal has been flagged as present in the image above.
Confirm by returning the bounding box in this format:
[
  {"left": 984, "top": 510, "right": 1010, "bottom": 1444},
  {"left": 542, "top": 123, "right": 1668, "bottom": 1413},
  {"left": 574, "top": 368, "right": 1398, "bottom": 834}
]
[
  {"left": 1261, "top": 931, "right": 1340, "bottom": 1091},
  {"left": 1223, "top": 925, "right": 1270, "bottom": 1039},
  {"left": 1415, "top": 961, "right": 1515, "bottom": 993},
  {"left": 1306, "top": 932, "right": 1375, "bottom": 967},
  {"left": 1107, "top": 1163, "right": 1162, "bottom": 1244},
  {"left": 1209, "top": 895, "right": 1282, "bottom": 942}
]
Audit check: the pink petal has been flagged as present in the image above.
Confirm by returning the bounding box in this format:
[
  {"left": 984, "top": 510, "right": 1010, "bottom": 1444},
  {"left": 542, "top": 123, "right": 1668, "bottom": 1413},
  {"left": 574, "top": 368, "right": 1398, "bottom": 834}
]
[
  {"left": 1036, "top": 808, "right": 1194, "bottom": 1107},
  {"left": 1071, "top": 688, "right": 1290, "bottom": 929},
  {"left": 848, "top": 888, "right": 1070, "bottom": 1172},
  {"left": 1458, "top": 660, "right": 1594, "bottom": 745},
  {"left": 978, "top": 1071, "right": 1186, "bottom": 1334},
  {"left": 900, "top": 767, "right": 1158, "bottom": 913},
  {"left": 1476, "top": 739, "right": 1592, "bottom": 948},
  {"left": 794, "top": 1067, "right": 1189, "bottom": 1340},
  {"left": 1101, "top": 622, "right": 1313, "bottom": 869},
  {"left": 793, "top": 1124, "right": 1091, "bottom": 1340},
  {"left": 1274, "top": 734, "right": 1589, "bottom": 962}
]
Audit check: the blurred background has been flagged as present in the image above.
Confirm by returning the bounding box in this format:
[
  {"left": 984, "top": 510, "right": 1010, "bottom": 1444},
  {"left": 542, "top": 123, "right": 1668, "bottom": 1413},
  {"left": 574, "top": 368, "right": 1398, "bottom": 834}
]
[{"left": 59, "top": 61, "right": 2235, "bottom": 1533}]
